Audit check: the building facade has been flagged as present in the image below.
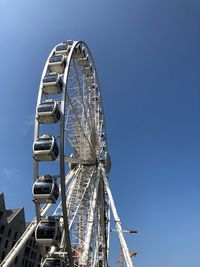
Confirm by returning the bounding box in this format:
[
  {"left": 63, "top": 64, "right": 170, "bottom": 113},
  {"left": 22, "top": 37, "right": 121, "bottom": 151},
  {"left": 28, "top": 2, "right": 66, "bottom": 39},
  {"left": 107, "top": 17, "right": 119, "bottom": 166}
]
[{"left": 0, "top": 193, "right": 41, "bottom": 266}]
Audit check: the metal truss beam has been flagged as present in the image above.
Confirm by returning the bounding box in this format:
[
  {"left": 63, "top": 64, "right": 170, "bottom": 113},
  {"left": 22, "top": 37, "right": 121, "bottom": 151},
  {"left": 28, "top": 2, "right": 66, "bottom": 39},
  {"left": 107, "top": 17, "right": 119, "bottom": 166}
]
[
  {"left": 79, "top": 177, "right": 99, "bottom": 265},
  {"left": 102, "top": 172, "right": 134, "bottom": 267}
]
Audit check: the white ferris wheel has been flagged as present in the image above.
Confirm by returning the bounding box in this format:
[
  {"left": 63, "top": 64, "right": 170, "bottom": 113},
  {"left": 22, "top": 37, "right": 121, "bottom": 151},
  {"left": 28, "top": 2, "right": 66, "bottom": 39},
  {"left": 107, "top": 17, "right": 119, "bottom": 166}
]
[{"left": 1, "top": 40, "right": 135, "bottom": 267}]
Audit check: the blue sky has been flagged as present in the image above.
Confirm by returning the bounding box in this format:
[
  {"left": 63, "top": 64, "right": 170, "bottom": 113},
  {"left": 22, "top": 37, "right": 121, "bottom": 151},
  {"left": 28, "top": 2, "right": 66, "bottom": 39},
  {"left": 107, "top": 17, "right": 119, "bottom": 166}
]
[{"left": 1, "top": 0, "right": 200, "bottom": 266}]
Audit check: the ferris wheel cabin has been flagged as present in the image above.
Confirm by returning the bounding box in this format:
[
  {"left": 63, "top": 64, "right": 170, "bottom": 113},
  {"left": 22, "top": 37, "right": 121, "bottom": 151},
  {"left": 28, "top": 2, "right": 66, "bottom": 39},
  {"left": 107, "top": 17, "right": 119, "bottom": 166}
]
[
  {"left": 77, "top": 48, "right": 89, "bottom": 66},
  {"left": 99, "top": 120, "right": 104, "bottom": 128},
  {"left": 85, "top": 73, "right": 95, "bottom": 84},
  {"left": 48, "top": 55, "right": 66, "bottom": 74},
  {"left": 96, "top": 107, "right": 102, "bottom": 116},
  {"left": 55, "top": 43, "right": 70, "bottom": 55},
  {"left": 100, "top": 146, "right": 106, "bottom": 153},
  {"left": 42, "top": 258, "right": 65, "bottom": 267},
  {"left": 37, "top": 100, "right": 60, "bottom": 124},
  {"left": 73, "top": 43, "right": 82, "bottom": 58},
  {"left": 101, "top": 133, "right": 105, "bottom": 141},
  {"left": 32, "top": 175, "right": 59, "bottom": 203},
  {"left": 83, "top": 64, "right": 93, "bottom": 76},
  {"left": 89, "top": 84, "right": 98, "bottom": 93},
  {"left": 35, "top": 217, "right": 62, "bottom": 246},
  {"left": 42, "top": 73, "right": 63, "bottom": 94},
  {"left": 92, "top": 95, "right": 99, "bottom": 103},
  {"left": 33, "top": 135, "right": 59, "bottom": 161}
]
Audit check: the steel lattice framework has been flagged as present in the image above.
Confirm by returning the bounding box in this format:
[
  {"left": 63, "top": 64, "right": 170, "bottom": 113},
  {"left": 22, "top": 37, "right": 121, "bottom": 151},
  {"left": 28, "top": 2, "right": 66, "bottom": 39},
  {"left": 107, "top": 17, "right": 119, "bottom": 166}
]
[{"left": 0, "top": 40, "right": 135, "bottom": 267}]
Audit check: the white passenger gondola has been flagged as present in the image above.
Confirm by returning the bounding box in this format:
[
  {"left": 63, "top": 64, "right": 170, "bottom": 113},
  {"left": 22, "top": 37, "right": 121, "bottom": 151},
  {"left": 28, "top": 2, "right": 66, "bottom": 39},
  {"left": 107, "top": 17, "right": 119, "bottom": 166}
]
[
  {"left": 101, "top": 133, "right": 105, "bottom": 141},
  {"left": 32, "top": 175, "right": 59, "bottom": 203},
  {"left": 86, "top": 73, "right": 95, "bottom": 84},
  {"left": 55, "top": 43, "right": 70, "bottom": 55},
  {"left": 99, "top": 120, "right": 104, "bottom": 128},
  {"left": 42, "top": 258, "right": 65, "bottom": 267},
  {"left": 78, "top": 49, "right": 90, "bottom": 67},
  {"left": 42, "top": 73, "right": 63, "bottom": 94},
  {"left": 33, "top": 135, "right": 59, "bottom": 161},
  {"left": 37, "top": 100, "right": 60, "bottom": 124},
  {"left": 92, "top": 95, "right": 99, "bottom": 103},
  {"left": 89, "top": 84, "right": 98, "bottom": 93},
  {"left": 35, "top": 217, "right": 62, "bottom": 246},
  {"left": 48, "top": 55, "right": 66, "bottom": 73},
  {"left": 101, "top": 145, "right": 106, "bottom": 151},
  {"left": 99, "top": 245, "right": 103, "bottom": 253},
  {"left": 83, "top": 64, "right": 93, "bottom": 76},
  {"left": 96, "top": 107, "right": 102, "bottom": 116},
  {"left": 73, "top": 43, "right": 82, "bottom": 58}
]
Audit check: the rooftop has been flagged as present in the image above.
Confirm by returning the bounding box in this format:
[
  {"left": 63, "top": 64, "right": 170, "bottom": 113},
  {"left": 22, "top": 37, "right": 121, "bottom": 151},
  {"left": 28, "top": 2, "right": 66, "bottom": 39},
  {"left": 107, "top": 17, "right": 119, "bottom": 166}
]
[{"left": 6, "top": 208, "right": 23, "bottom": 223}]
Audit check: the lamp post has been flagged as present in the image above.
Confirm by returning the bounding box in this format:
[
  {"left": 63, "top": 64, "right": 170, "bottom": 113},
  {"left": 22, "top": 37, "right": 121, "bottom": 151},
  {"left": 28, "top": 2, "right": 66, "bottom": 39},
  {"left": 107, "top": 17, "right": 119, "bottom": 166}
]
[{"left": 111, "top": 229, "right": 138, "bottom": 267}]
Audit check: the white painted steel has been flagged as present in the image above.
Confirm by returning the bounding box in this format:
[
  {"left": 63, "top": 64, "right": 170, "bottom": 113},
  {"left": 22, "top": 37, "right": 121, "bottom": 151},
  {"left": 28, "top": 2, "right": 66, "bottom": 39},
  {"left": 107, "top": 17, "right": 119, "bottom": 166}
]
[
  {"left": 102, "top": 173, "right": 134, "bottom": 267},
  {"left": 79, "top": 177, "right": 99, "bottom": 265},
  {"left": 106, "top": 200, "right": 111, "bottom": 258}
]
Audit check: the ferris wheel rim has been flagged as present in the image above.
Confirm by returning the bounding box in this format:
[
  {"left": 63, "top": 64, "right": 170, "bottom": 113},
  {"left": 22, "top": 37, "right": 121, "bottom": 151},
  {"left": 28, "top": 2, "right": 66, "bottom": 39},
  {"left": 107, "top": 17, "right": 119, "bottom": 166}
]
[{"left": 32, "top": 40, "right": 110, "bottom": 266}]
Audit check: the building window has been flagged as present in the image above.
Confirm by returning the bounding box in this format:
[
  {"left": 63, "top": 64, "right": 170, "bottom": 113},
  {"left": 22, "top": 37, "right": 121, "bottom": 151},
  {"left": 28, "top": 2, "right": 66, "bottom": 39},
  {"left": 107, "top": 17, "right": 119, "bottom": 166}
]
[
  {"left": 14, "top": 231, "right": 18, "bottom": 240},
  {"left": 11, "top": 241, "right": 16, "bottom": 248},
  {"left": 7, "top": 229, "right": 12, "bottom": 237},
  {"left": 5, "top": 240, "right": 9, "bottom": 248},
  {"left": 0, "top": 225, "right": 5, "bottom": 234},
  {"left": 22, "top": 259, "right": 25, "bottom": 267},
  {"left": 24, "top": 247, "right": 30, "bottom": 257},
  {"left": 29, "top": 239, "right": 32, "bottom": 247},
  {"left": 0, "top": 237, "right": 2, "bottom": 244},
  {"left": 14, "top": 256, "right": 18, "bottom": 264},
  {"left": 1, "top": 251, "right": 6, "bottom": 261}
]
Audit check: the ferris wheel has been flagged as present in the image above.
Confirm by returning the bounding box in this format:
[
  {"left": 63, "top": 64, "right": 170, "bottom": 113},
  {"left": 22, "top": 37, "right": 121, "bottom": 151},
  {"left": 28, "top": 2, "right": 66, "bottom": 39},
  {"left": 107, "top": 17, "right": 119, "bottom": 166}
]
[{"left": 0, "top": 41, "right": 135, "bottom": 267}]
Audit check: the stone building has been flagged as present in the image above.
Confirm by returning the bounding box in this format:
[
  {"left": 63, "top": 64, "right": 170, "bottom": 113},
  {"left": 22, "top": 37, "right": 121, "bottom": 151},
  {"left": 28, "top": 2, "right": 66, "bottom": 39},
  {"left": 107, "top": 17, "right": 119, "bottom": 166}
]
[{"left": 0, "top": 193, "right": 41, "bottom": 266}]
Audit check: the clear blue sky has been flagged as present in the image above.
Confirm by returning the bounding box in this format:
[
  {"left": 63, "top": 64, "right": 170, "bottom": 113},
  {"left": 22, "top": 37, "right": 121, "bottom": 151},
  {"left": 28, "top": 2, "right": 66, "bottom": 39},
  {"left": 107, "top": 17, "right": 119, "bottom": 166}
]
[{"left": 1, "top": 0, "right": 200, "bottom": 266}]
